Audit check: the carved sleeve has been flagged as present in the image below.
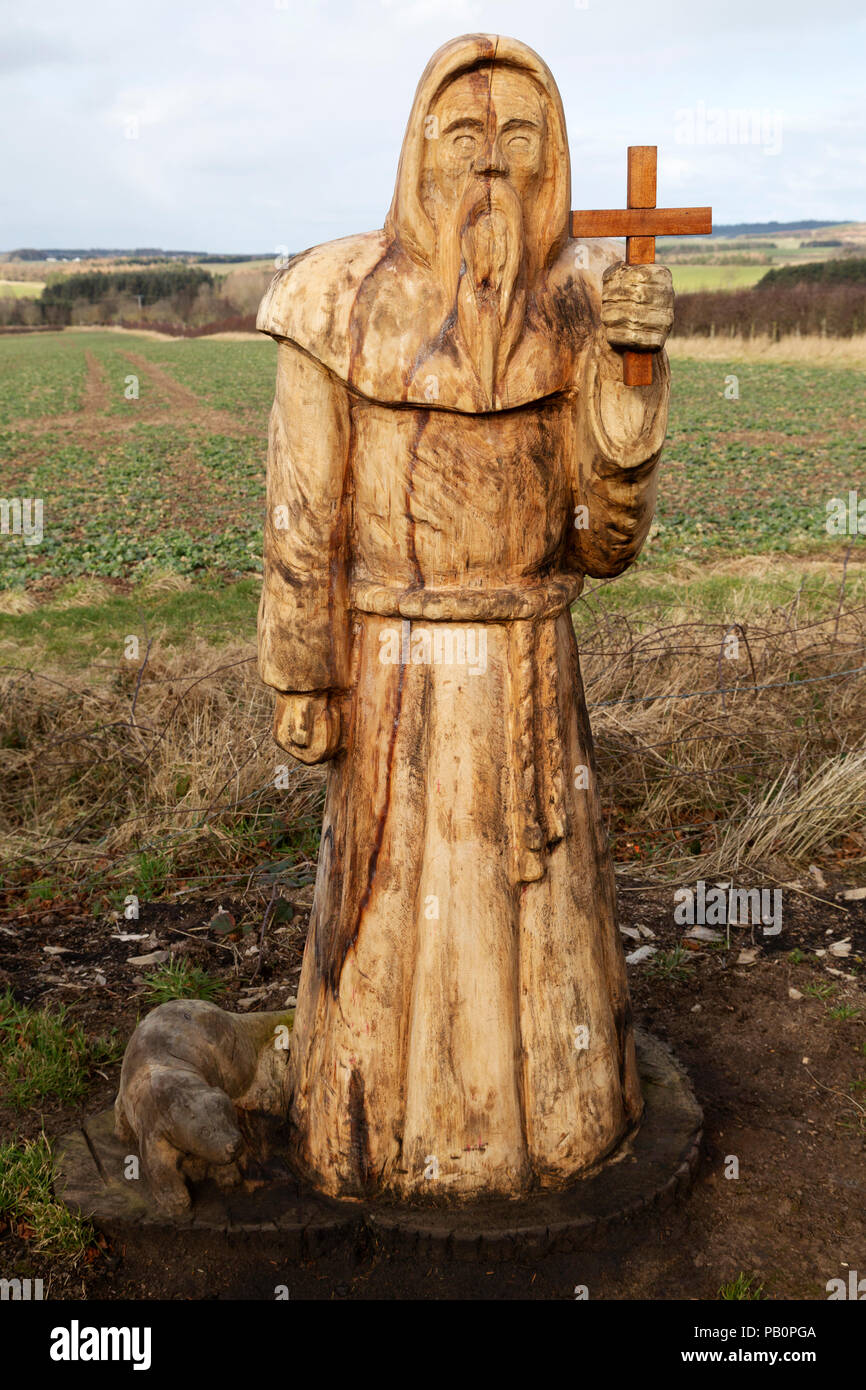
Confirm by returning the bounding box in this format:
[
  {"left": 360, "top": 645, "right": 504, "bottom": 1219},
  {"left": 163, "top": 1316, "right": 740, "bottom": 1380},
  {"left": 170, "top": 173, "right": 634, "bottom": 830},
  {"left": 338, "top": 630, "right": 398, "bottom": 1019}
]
[
  {"left": 257, "top": 341, "right": 352, "bottom": 694},
  {"left": 567, "top": 329, "right": 670, "bottom": 578}
]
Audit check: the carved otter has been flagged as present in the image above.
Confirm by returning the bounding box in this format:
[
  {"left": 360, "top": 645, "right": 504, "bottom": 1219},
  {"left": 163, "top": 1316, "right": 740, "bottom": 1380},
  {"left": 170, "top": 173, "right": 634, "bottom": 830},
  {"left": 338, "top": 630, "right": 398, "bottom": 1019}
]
[{"left": 114, "top": 1000, "right": 292, "bottom": 1215}]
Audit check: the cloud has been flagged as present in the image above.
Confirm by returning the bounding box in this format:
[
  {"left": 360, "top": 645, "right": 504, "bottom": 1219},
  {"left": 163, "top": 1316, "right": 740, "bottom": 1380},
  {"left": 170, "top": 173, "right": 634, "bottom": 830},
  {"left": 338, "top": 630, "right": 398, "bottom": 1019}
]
[{"left": 3, "top": 0, "right": 864, "bottom": 248}]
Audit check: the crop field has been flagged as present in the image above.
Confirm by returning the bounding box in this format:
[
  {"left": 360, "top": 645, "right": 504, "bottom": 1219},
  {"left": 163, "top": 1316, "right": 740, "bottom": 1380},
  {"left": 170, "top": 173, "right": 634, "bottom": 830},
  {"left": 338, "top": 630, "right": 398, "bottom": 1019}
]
[
  {"left": 669, "top": 264, "right": 768, "bottom": 293},
  {"left": 0, "top": 280, "right": 45, "bottom": 299},
  {"left": 1, "top": 329, "right": 863, "bottom": 596}
]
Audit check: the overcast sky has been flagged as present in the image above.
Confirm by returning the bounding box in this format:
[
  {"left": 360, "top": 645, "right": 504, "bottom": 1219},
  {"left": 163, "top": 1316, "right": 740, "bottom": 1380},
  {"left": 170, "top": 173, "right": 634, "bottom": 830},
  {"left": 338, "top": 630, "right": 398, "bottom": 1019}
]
[{"left": 2, "top": 0, "right": 864, "bottom": 252}]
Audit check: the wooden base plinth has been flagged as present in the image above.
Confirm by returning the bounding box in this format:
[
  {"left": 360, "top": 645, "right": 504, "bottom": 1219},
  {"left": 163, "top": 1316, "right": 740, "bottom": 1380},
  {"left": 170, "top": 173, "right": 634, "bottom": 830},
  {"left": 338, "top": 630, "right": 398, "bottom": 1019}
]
[{"left": 56, "top": 1030, "right": 701, "bottom": 1264}]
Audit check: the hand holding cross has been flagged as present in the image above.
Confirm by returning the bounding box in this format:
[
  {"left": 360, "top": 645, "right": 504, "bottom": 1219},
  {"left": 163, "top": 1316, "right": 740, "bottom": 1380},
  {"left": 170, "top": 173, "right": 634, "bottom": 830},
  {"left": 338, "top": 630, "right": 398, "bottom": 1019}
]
[{"left": 571, "top": 146, "right": 712, "bottom": 385}]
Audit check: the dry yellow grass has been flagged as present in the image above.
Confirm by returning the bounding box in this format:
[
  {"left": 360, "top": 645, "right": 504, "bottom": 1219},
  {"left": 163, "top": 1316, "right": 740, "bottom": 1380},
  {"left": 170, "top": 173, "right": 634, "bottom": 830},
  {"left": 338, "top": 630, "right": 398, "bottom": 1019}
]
[
  {"left": 0, "top": 637, "right": 325, "bottom": 900},
  {"left": 578, "top": 585, "right": 866, "bottom": 878},
  {"left": 0, "top": 590, "right": 38, "bottom": 616},
  {"left": 68, "top": 325, "right": 268, "bottom": 342},
  {"left": 668, "top": 332, "right": 866, "bottom": 366},
  {"left": 2, "top": 577, "right": 864, "bottom": 897},
  {"left": 70, "top": 325, "right": 181, "bottom": 341}
]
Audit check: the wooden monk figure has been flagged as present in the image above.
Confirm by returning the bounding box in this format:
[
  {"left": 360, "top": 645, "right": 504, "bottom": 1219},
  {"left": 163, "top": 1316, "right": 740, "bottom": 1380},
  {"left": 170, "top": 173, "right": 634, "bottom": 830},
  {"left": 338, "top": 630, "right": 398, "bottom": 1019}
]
[
  {"left": 257, "top": 31, "right": 673, "bottom": 1199},
  {"left": 114, "top": 33, "right": 675, "bottom": 1213}
]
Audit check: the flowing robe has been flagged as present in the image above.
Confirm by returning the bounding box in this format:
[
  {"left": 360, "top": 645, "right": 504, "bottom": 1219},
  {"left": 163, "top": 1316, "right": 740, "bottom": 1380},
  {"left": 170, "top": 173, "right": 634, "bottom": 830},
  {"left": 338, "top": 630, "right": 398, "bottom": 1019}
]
[{"left": 257, "top": 233, "right": 670, "bottom": 1199}]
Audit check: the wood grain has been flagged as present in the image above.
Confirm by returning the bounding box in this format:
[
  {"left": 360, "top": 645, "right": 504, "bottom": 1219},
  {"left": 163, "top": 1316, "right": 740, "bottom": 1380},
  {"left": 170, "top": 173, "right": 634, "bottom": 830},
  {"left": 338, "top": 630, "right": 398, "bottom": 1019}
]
[
  {"left": 256, "top": 34, "right": 675, "bottom": 1201},
  {"left": 624, "top": 145, "right": 658, "bottom": 385},
  {"left": 570, "top": 207, "right": 713, "bottom": 237}
]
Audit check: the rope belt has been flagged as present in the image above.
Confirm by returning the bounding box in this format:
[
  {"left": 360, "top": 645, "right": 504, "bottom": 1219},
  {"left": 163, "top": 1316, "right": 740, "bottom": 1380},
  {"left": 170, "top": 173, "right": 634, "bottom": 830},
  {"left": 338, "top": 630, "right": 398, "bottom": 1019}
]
[{"left": 350, "top": 574, "right": 583, "bottom": 622}]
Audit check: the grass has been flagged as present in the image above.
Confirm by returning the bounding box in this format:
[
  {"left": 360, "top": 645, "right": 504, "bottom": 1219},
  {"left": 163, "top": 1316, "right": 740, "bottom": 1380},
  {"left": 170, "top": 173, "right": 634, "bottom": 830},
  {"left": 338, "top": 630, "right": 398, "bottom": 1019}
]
[
  {"left": 575, "top": 559, "right": 866, "bottom": 878},
  {"left": 24, "top": 877, "right": 57, "bottom": 903},
  {"left": 647, "top": 947, "right": 695, "bottom": 981},
  {"left": 0, "top": 573, "right": 260, "bottom": 664},
  {"left": 0, "top": 989, "right": 121, "bottom": 1110},
  {"left": 802, "top": 983, "right": 836, "bottom": 1000},
  {"left": 670, "top": 264, "right": 768, "bottom": 294},
  {"left": 0, "top": 280, "right": 46, "bottom": 299},
  {"left": 0, "top": 618, "right": 326, "bottom": 907},
  {"left": 142, "top": 958, "right": 227, "bottom": 1006},
  {"left": 0, "top": 332, "right": 88, "bottom": 424},
  {"left": 719, "top": 1272, "right": 765, "bottom": 1300},
  {"left": 0, "top": 429, "right": 266, "bottom": 588},
  {"left": 0, "top": 554, "right": 863, "bottom": 897},
  {"left": 668, "top": 332, "right": 866, "bottom": 366},
  {"left": 654, "top": 358, "right": 866, "bottom": 562},
  {"left": 113, "top": 333, "right": 275, "bottom": 414},
  {"left": 1, "top": 333, "right": 865, "bottom": 592},
  {"left": 130, "top": 851, "right": 171, "bottom": 900},
  {"left": 0, "top": 1134, "right": 95, "bottom": 1258}
]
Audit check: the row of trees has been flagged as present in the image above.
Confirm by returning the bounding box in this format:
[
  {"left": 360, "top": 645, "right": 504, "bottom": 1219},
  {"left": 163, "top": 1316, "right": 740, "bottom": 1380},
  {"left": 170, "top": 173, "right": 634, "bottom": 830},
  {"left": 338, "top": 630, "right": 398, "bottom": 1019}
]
[
  {"left": 0, "top": 265, "right": 274, "bottom": 333},
  {"left": 42, "top": 267, "right": 215, "bottom": 309},
  {"left": 3, "top": 257, "right": 865, "bottom": 338},
  {"left": 674, "top": 282, "right": 866, "bottom": 338},
  {"left": 757, "top": 256, "right": 866, "bottom": 289}
]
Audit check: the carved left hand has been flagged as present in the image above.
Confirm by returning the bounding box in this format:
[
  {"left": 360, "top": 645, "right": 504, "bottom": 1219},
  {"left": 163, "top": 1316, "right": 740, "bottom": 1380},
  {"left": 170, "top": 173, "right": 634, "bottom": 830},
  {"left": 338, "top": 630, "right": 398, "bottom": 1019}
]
[
  {"left": 273, "top": 692, "right": 342, "bottom": 764},
  {"left": 601, "top": 262, "right": 674, "bottom": 352}
]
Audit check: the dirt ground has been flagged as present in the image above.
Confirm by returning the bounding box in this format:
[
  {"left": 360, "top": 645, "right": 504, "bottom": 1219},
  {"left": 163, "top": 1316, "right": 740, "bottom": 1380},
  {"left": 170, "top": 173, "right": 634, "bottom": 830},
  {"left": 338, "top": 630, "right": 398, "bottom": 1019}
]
[{"left": 1, "top": 874, "right": 864, "bottom": 1301}]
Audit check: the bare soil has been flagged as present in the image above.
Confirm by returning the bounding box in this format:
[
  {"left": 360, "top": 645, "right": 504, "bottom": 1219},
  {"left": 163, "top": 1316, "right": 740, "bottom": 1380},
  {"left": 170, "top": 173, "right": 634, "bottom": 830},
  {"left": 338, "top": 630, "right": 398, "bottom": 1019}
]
[{"left": 1, "top": 876, "right": 864, "bottom": 1300}]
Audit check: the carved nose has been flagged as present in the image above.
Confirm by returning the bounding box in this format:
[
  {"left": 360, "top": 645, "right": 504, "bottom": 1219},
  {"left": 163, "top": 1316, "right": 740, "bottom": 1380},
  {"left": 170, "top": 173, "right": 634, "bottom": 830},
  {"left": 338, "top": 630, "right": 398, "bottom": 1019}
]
[{"left": 475, "top": 143, "right": 507, "bottom": 176}]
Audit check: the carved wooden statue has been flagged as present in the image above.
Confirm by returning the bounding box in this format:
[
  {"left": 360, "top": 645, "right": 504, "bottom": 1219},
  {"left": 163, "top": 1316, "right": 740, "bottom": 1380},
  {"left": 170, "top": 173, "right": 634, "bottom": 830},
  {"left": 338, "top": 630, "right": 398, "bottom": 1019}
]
[{"left": 115, "top": 33, "right": 680, "bottom": 1213}]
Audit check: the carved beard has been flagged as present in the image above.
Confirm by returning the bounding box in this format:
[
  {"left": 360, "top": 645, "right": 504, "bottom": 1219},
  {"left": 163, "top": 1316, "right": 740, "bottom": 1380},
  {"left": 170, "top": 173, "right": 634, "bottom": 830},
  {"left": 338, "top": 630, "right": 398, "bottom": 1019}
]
[{"left": 434, "top": 177, "right": 526, "bottom": 406}]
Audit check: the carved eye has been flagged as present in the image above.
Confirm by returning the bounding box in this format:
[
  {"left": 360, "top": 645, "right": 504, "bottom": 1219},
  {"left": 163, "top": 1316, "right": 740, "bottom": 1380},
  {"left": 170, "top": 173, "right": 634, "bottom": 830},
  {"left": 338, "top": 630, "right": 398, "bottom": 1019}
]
[
  {"left": 454, "top": 134, "right": 477, "bottom": 152},
  {"left": 507, "top": 134, "right": 533, "bottom": 154}
]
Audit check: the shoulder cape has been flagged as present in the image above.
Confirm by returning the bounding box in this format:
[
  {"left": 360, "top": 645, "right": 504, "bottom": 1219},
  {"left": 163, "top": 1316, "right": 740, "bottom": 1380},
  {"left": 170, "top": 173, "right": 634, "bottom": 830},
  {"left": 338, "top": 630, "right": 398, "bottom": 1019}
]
[{"left": 257, "top": 231, "right": 622, "bottom": 413}]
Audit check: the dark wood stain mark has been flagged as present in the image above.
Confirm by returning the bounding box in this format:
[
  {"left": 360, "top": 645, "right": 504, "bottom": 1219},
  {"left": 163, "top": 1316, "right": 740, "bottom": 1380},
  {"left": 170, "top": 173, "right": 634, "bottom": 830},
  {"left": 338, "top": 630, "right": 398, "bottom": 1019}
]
[
  {"left": 405, "top": 410, "right": 430, "bottom": 587},
  {"left": 612, "top": 997, "right": 633, "bottom": 1095},
  {"left": 326, "top": 390, "right": 353, "bottom": 683},
  {"left": 347, "top": 1067, "right": 375, "bottom": 1192},
  {"left": 348, "top": 239, "right": 402, "bottom": 385},
  {"left": 394, "top": 666, "right": 433, "bottom": 1167},
  {"left": 270, "top": 553, "right": 303, "bottom": 590},
  {"left": 408, "top": 304, "right": 459, "bottom": 388},
  {"left": 328, "top": 656, "right": 406, "bottom": 996},
  {"left": 312, "top": 822, "right": 340, "bottom": 971}
]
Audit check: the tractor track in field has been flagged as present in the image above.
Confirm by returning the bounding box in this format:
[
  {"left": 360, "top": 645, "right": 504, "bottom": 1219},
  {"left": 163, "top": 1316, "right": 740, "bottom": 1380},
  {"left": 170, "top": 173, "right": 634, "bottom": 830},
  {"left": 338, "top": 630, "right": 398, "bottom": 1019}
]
[{"left": 4, "top": 351, "right": 256, "bottom": 441}]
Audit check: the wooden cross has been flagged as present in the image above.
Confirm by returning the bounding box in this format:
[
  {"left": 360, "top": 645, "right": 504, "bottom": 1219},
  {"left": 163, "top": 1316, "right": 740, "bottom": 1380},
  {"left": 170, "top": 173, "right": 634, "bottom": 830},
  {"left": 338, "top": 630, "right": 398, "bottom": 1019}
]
[{"left": 571, "top": 146, "right": 712, "bottom": 386}]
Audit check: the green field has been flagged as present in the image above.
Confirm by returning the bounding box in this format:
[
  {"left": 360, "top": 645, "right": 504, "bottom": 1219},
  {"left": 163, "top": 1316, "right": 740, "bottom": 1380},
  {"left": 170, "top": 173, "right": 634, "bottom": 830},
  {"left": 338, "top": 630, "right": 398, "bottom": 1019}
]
[
  {"left": 0, "top": 329, "right": 863, "bottom": 599},
  {"left": 0, "top": 280, "right": 46, "bottom": 299},
  {"left": 669, "top": 264, "right": 768, "bottom": 293}
]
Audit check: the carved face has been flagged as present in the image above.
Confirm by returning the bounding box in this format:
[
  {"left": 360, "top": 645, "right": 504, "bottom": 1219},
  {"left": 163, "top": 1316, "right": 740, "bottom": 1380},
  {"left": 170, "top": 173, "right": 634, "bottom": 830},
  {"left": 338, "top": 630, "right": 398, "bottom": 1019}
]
[
  {"left": 417, "top": 66, "right": 547, "bottom": 402},
  {"left": 421, "top": 67, "right": 546, "bottom": 220}
]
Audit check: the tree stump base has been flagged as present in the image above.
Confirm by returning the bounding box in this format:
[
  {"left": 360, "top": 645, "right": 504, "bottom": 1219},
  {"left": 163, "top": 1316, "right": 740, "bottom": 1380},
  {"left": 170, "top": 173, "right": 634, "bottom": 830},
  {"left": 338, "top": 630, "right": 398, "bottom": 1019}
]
[{"left": 56, "top": 1030, "right": 701, "bottom": 1263}]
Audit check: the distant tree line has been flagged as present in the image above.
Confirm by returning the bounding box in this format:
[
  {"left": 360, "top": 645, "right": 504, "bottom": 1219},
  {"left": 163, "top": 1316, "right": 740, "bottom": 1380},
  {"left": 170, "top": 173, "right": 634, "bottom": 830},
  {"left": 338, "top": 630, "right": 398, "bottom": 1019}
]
[
  {"left": 757, "top": 257, "right": 866, "bottom": 289},
  {"left": 4, "top": 248, "right": 275, "bottom": 262},
  {"left": 0, "top": 261, "right": 273, "bottom": 333},
  {"left": 4, "top": 251, "right": 865, "bottom": 340},
  {"left": 41, "top": 267, "right": 215, "bottom": 307},
  {"left": 6, "top": 247, "right": 191, "bottom": 260},
  {"left": 710, "top": 219, "right": 845, "bottom": 237},
  {"left": 675, "top": 284, "right": 866, "bottom": 338}
]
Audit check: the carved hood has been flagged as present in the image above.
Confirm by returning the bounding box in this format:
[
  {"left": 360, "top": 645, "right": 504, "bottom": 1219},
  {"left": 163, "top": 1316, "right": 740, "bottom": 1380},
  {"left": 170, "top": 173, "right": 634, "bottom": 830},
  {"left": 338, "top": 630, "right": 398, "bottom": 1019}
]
[{"left": 257, "top": 33, "right": 616, "bottom": 412}]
